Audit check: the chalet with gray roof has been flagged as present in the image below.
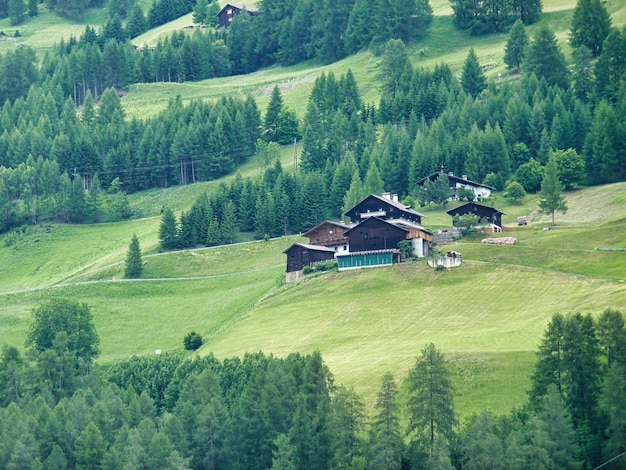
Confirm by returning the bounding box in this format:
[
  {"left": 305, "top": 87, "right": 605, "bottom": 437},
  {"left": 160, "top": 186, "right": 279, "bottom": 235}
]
[
  {"left": 283, "top": 243, "right": 336, "bottom": 283},
  {"left": 446, "top": 202, "right": 505, "bottom": 228},
  {"left": 217, "top": 3, "right": 259, "bottom": 28},
  {"left": 416, "top": 172, "right": 493, "bottom": 200},
  {"left": 343, "top": 192, "right": 424, "bottom": 225}
]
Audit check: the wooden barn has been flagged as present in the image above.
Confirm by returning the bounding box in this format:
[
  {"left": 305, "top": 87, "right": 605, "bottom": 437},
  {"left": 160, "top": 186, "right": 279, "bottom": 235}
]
[
  {"left": 283, "top": 243, "right": 336, "bottom": 283},
  {"left": 416, "top": 172, "right": 493, "bottom": 200},
  {"left": 446, "top": 202, "right": 505, "bottom": 228},
  {"left": 303, "top": 220, "right": 352, "bottom": 253},
  {"left": 217, "top": 3, "right": 258, "bottom": 28},
  {"left": 342, "top": 217, "right": 408, "bottom": 253},
  {"left": 343, "top": 193, "right": 424, "bottom": 225},
  {"left": 337, "top": 216, "right": 432, "bottom": 270}
]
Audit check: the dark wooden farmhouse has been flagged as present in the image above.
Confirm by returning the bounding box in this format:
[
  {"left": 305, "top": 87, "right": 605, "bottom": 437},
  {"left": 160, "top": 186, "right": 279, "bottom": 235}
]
[
  {"left": 416, "top": 172, "right": 493, "bottom": 200},
  {"left": 284, "top": 193, "right": 433, "bottom": 279},
  {"left": 303, "top": 220, "right": 352, "bottom": 253},
  {"left": 344, "top": 193, "right": 424, "bottom": 225},
  {"left": 446, "top": 202, "right": 505, "bottom": 228},
  {"left": 217, "top": 3, "right": 258, "bottom": 28},
  {"left": 283, "top": 243, "right": 336, "bottom": 283},
  {"left": 342, "top": 217, "right": 407, "bottom": 253}
]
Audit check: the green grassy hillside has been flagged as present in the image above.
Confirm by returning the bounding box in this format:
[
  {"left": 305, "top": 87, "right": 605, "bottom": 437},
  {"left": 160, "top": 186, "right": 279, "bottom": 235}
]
[
  {"left": 0, "top": 0, "right": 625, "bottom": 417},
  {"left": 122, "top": 0, "right": 626, "bottom": 119},
  {"left": 1, "top": 183, "right": 624, "bottom": 415}
]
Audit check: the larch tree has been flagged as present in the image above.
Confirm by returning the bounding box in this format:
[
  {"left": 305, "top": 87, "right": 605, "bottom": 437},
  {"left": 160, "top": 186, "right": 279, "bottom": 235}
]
[
  {"left": 596, "top": 309, "right": 626, "bottom": 368},
  {"left": 404, "top": 343, "right": 456, "bottom": 450},
  {"left": 368, "top": 372, "right": 404, "bottom": 470},
  {"left": 124, "top": 234, "right": 143, "bottom": 279},
  {"left": 538, "top": 156, "right": 567, "bottom": 225}
]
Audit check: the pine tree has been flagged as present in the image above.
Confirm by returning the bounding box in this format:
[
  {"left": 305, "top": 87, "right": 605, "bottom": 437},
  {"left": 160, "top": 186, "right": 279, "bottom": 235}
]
[
  {"left": 539, "top": 156, "right": 567, "bottom": 225},
  {"left": 504, "top": 19, "right": 528, "bottom": 73},
  {"left": 124, "top": 234, "right": 143, "bottom": 278},
  {"left": 461, "top": 49, "right": 487, "bottom": 98}
]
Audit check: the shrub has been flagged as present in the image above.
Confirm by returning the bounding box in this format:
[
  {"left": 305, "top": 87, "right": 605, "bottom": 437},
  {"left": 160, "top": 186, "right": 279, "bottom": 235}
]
[
  {"left": 504, "top": 181, "right": 526, "bottom": 201},
  {"left": 435, "top": 264, "right": 447, "bottom": 271},
  {"left": 314, "top": 261, "right": 337, "bottom": 272},
  {"left": 183, "top": 331, "right": 203, "bottom": 351}
]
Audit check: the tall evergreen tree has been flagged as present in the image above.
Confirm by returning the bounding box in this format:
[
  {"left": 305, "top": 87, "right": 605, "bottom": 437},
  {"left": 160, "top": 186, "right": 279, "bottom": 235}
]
[
  {"left": 538, "top": 155, "right": 567, "bottom": 225},
  {"left": 461, "top": 48, "right": 487, "bottom": 98},
  {"left": 524, "top": 25, "right": 569, "bottom": 89},
  {"left": 600, "top": 363, "right": 626, "bottom": 463},
  {"left": 570, "top": 0, "right": 611, "bottom": 57},
  {"left": 363, "top": 161, "right": 384, "bottom": 196},
  {"left": 158, "top": 207, "right": 178, "bottom": 251},
  {"left": 369, "top": 372, "right": 404, "bottom": 469},
  {"left": 504, "top": 19, "right": 529, "bottom": 73},
  {"left": 404, "top": 343, "right": 456, "bottom": 451},
  {"left": 124, "top": 234, "right": 143, "bottom": 278},
  {"left": 263, "top": 85, "right": 284, "bottom": 143}
]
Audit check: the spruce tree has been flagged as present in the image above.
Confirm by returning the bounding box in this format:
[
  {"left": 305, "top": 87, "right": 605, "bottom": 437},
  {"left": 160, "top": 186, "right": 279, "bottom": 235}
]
[
  {"left": 539, "top": 156, "right": 567, "bottom": 225},
  {"left": 504, "top": 19, "right": 528, "bottom": 73},
  {"left": 158, "top": 207, "right": 178, "bottom": 251},
  {"left": 524, "top": 25, "right": 569, "bottom": 89},
  {"left": 570, "top": 0, "right": 611, "bottom": 57},
  {"left": 124, "top": 234, "right": 143, "bottom": 278},
  {"left": 461, "top": 48, "right": 486, "bottom": 98},
  {"left": 263, "top": 85, "right": 284, "bottom": 143}
]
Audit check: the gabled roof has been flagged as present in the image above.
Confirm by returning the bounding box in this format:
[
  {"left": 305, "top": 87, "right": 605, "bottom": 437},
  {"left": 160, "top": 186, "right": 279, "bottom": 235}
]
[
  {"left": 446, "top": 202, "right": 505, "bottom": 216},
  {"left": 416, "top": 172, "right": 493, "bottom": 190},
  {"left": 343, "top": 216, "right": 409, "bottom": 236},
  {"left": 386, "top": 218, "right": 433, "bottom": 235},
  {"left": 303, "top": 220, "right": 352, "bottom": 238},
  {"left": 344, "top": 194, "right": 425, "bottom": 219},
  {"left": 283, "top": 243, "right": 336, "bottom": 254},
  {"left": 220, "top": 3, "right": 259, "bottom": 13}
]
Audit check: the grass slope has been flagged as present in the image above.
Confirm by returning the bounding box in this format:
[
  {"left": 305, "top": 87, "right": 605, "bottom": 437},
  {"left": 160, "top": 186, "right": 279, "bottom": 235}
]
[
  {"left": 122, "top": 0, "right": 626, "bottom": 119},
  {"left": 2, "top": 183, "right": 623, "bottom": 416}
]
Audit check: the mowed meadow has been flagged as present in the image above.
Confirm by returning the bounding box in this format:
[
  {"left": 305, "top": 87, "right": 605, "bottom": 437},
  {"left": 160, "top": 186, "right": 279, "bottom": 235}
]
[{"left": 1, "top": 182, "right": 625, "bottom": 415}]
